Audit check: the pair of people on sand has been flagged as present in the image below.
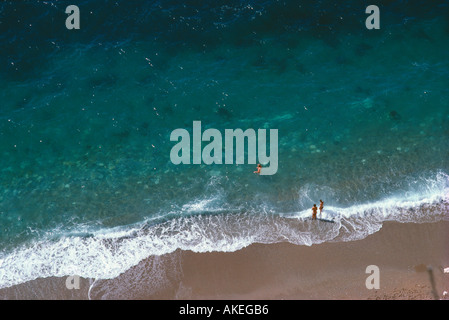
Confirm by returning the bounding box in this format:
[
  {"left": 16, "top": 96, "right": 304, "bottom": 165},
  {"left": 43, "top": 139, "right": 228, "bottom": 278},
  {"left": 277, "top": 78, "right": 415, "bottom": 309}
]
[{"left": 312, "top": 200, "right": 324, "bottom": 220}]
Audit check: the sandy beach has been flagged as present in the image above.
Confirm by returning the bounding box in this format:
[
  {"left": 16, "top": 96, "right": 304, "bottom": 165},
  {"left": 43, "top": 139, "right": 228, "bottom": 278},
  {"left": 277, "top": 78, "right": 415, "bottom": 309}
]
[
  {"left": 169, "top": 221, "right": 449, "bottom": 300},
  {"left": 1, "top": 220, "right": 448, "bottom": 300},
  {"left": 2, "top": 0, "right": 449, "bottom": 306}
]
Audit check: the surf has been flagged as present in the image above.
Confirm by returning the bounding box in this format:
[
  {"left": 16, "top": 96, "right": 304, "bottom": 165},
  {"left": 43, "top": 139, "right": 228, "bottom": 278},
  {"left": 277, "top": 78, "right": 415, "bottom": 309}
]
[{"left": 1, "top": 171, "right": 447, "bottom": 290}]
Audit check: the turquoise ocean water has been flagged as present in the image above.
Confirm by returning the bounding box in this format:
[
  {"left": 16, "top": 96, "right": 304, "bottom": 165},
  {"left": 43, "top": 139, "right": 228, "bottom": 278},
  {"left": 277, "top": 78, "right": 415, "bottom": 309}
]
[{"left": 0, "top": 0, "right": 448, "bottom": 289}]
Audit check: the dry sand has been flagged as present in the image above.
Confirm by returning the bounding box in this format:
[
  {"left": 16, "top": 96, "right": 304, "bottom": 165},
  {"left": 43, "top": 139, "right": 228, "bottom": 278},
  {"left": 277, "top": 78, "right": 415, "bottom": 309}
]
[
  {"left": 173, "top": 221, "right": 449, "bottom": 300},
  {"left": 1, "top": 221, "right": 448, "bottom": 300}
]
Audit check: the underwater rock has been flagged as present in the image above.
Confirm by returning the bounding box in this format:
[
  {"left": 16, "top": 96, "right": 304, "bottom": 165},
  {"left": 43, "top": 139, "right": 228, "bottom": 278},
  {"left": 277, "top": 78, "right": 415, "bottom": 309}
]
[
  {"left": 216, "top": 106, "right": 233, "bottom": 119},
  {"left": 389, "top": 110, "right": 401, "bottom": 121},
  {"left": 355, "top": 42, "right": 373, "bottom": 56}
]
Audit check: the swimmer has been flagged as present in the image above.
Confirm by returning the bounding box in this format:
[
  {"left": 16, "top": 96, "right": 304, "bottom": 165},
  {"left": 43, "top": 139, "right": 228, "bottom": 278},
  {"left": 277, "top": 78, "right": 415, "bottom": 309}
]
[
  {"left": 253, "top": 163, "right": 262, "bottom": 174},
  {"left": 312, "top": 204, "right": 318, "bottom": 220}
]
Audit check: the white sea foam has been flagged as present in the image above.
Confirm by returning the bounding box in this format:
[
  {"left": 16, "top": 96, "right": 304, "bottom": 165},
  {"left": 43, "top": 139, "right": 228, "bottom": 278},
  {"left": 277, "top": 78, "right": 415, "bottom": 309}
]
[{"left": 0, "top": 172, "right": 448, "bottom": 289}]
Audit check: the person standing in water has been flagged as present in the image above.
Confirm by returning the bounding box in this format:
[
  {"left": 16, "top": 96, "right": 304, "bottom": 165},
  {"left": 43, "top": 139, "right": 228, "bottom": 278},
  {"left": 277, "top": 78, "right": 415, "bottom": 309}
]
[
  {"left": 312, "top": 204, "right": 318, "bottom": 220},
  {"left": 253, "top": 163, "right": 262, "bottom": 174},
  {"left": 319, "top": 200, "right": 324, "bottom": 216}
]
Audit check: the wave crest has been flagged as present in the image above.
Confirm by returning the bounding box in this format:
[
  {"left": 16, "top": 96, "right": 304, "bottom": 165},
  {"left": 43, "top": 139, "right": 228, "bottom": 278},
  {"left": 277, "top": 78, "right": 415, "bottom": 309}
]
[{"left": 1, "top": 172, "right": 448, "bottom": 289}]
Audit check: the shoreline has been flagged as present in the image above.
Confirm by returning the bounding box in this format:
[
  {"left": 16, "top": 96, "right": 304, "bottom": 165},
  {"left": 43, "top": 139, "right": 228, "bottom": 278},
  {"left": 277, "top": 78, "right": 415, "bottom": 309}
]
[
  {"left": 173, "top": 221, "right": 449, "bottom": 300},
  {"left": 1, "top": 221, "right": 448, "bottom": 299}
]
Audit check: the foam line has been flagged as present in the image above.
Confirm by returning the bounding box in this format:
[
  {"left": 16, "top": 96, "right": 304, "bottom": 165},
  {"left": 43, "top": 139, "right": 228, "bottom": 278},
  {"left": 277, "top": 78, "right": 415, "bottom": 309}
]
[{"left": 0, "top": 173, "right": 447, "bottom": 289}]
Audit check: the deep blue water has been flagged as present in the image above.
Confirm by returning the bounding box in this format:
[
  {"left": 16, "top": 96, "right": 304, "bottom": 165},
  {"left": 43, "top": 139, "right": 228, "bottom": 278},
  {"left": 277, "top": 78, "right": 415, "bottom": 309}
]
[{"left": 0, "top": 0, "right": 448, "bottom": 288}]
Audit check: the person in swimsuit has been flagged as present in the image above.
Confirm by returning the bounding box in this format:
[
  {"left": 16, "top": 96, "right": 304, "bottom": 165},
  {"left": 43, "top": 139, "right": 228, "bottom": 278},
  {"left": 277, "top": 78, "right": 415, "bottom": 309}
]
[
  {"left": 312, "top": 204, "right": 318, "bottom": 220},
  {"left": 253, "top": 163, "right": 262, "bottom": 174},
  {"left": 319, "top": 200, "right": 324, "bottom": 215}
]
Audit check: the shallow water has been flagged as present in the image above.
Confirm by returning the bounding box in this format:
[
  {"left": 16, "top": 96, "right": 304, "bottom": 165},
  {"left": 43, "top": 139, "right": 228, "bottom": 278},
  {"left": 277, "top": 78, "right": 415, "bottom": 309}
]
[{"left": 0, "top": 0, "right": 448, "bottom": 289}]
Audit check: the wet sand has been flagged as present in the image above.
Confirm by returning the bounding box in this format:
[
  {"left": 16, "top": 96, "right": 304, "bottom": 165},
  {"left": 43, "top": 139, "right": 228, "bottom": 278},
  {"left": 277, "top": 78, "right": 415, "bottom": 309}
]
[
  {"left": 1, "top": 221, "right": 448, "bottom": 300},
  {"left": 173, "top": 221, "right": 449, "bottom": 300}
]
